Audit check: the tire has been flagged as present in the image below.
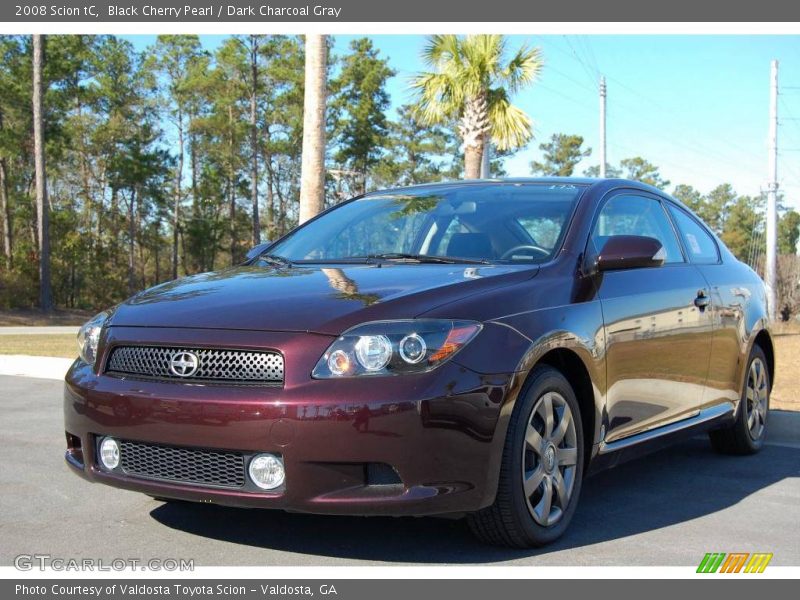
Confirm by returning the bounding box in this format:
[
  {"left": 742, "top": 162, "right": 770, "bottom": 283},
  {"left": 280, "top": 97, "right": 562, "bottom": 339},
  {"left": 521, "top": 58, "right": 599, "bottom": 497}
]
[
  {"left": 709, "top": 344, "right": 770, "bottom": 455},
  {"left": 467, "top": 364, "right": 585, "bottom": 547}
]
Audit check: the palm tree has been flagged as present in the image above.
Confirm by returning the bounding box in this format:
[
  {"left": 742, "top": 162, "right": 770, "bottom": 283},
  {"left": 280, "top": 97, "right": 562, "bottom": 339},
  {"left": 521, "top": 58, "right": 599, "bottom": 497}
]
[
  {"left": 299, "top": 34, "right": 327, "bottom": 224},
  {"left": 412, "top": 35, "right": 542, "bottom": 179},
  {"left": 32, "top": 34, "right": 53, "bottom": 311}
]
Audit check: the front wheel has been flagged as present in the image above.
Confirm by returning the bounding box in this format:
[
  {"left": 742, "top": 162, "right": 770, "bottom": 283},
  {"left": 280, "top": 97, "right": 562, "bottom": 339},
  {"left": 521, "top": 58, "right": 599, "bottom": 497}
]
[
  {"left": 709, "top": 345, "right": 770, "bottom": 455},
  {"left": 467, "top": 365, "right": 585, "bottom": 547}
]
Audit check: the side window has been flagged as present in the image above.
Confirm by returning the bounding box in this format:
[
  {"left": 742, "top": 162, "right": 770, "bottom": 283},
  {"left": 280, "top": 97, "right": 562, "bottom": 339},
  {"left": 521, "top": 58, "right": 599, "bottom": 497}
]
[
  {"left": 591, "top": 194, "right": 684, "bottom": 264},
  {"left": 667, "top": 205, "right": 720, "bottom": 264}
]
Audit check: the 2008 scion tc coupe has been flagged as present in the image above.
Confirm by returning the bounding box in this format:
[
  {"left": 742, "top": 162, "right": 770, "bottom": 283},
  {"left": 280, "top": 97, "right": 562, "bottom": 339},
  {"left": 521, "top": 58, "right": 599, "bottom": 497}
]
[{"left": 65, "top": 178, "right": 774, "bottom": 547}]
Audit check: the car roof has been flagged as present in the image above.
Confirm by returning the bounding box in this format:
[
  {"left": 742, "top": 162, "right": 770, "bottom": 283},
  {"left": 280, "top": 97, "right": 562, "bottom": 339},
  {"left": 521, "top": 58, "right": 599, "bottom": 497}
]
[{"left": 365, "top": 177, "right": 657, "bottom": 197}]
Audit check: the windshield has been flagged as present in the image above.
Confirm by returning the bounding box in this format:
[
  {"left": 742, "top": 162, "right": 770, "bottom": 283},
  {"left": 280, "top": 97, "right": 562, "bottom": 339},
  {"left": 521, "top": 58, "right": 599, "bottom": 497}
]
[{"left": 268, "top": 183, "right": 584, "bottom": 264}]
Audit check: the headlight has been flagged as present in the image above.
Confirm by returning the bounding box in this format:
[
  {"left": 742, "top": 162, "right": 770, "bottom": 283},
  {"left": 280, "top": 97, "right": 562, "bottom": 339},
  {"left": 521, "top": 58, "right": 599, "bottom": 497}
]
[
  {"left": 312, "top": 320, "right": 482, "bottom": 378},
  {"left": 77, "top": 310, "right": 112, "bottom": 366}
]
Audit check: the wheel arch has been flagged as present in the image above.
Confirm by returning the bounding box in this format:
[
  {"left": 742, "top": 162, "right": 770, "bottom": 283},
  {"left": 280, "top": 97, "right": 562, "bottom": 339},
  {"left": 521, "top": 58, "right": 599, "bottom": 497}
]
[
  {"left": 535, "top": 348, "right": 598, "bottom": 472},
  {"left": 752, "top": 328, "right": 775, "bottom": 388}
]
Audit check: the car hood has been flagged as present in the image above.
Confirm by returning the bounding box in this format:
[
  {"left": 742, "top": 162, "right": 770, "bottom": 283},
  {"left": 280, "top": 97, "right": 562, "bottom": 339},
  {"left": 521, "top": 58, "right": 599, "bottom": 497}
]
[{"left": 110, "top": 263, "right": 538, "bottom": 335}]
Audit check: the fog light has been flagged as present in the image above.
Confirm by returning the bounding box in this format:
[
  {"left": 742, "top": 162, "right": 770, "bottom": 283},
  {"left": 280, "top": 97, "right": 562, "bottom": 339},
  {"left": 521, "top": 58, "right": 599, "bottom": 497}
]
[
  {"left": 248, "top": 453, "right": 285, "bottom": 490},
  {"left": 99, "top": 437, "right": 120, "bottom": 470}
]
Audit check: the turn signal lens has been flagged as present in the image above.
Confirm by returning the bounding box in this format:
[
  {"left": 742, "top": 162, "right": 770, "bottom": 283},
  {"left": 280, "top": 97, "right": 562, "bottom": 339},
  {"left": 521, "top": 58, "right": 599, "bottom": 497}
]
[
  {"left": 327, "top": 349, "right": 352, "bottom": 376},
  {"left": 77, "top": 310, "right": 113, "bottom": 366},
  {"left": 428, "top": 324, "right": 481, "bottom": 364}
]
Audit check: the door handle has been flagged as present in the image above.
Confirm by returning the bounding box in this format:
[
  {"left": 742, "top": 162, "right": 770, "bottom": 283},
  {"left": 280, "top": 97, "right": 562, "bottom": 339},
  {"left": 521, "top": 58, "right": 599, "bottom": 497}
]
[{"left": 694, "top": 291, "right": 710, "bottom": 309}]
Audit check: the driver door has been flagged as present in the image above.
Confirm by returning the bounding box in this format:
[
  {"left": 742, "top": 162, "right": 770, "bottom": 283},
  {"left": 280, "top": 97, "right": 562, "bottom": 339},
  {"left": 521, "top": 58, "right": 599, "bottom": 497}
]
[{"left": 591, "top": 192, "right": 713, "bottom": 443}]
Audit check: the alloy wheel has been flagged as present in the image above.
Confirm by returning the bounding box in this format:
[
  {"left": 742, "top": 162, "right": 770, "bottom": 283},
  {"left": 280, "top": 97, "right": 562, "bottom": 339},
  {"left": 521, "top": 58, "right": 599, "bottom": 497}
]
[
  {"left": 521, "top": 391, "right": 578, "bottom": 527},
  {"left": 746, "top": 357, "right": 768, "bottom": 441}
]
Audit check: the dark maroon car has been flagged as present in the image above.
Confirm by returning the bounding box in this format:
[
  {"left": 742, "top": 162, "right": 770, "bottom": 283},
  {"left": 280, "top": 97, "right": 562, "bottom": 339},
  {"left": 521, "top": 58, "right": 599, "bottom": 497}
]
[{"left": 64, "top": 178, "right": 774, "bottom": 547}]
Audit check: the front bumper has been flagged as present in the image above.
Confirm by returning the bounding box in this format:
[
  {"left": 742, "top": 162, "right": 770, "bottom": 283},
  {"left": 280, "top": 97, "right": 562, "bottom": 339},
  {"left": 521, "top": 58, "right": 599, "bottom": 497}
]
[{"left": 64, "top": 327, "right": 518, "bottom": 516}]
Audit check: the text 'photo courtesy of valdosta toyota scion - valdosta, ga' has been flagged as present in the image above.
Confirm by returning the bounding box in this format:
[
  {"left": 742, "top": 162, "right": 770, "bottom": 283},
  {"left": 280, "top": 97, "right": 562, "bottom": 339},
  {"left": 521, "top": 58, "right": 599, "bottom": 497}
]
[
  {"left": 15, "top": 584, "right": 338, "bottom": 597},
  {"left": 103, "top": 4, "right": 344, "bottom": 18},
  {"left": 66, "top": 179, "right": 775, "bottom": 549}
]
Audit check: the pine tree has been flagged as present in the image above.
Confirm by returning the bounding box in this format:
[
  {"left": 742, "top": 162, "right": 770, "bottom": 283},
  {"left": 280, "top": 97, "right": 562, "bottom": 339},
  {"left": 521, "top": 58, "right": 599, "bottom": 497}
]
[{"left": 530, "top": 133, "right": 591, "bottom": 177}]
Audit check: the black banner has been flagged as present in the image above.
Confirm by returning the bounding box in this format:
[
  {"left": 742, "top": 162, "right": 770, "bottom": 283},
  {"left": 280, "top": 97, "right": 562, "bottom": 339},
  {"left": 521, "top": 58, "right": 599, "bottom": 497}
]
[
  {"left": 4, "top": 580, "right": 799, "bottom": 600},
  {"left": 3, "top": 0, "right": 800, "bottom": 22}
]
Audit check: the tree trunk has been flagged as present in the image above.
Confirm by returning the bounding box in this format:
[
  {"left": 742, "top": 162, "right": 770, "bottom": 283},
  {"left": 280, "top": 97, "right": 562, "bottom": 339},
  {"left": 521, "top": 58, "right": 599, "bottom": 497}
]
[
  {"left": 480, "top": 133, "right": 491, "bottom": 178},
  {"left": 464, "top": 144, "right": 483, "bottom": 179},
  {"left": 137, "top": 190, "right": 146, "bottom": 289},
  {"left": 459, "top": 92, "right": 489, "bottom": 180},
  {"left": 299, "top": 34, "right": 328, "bottom": 224},
  {"left": 154, "top": 220, "right": 161, "bottom": 283},
  {"left": 0, "top": 157, "right": 12, "bottom": 269},
  {"left": 265, "top": 153, "right": 275, "bottom": 242},
  {"left": 190, "top": 124, "right": 198, "bottom": 211},
  {"left": 0, "top": 107, "right": 13, "bottom": 269},
  {"left": 110, "top": 186, "right": 118, "bottom": 267},
  {"left": 277, "top": 173, "right": 286, "bottom": 236},
  {"left": 249, "top": 35, "right": 260, "bottom": 246},
  {"left": 96, "top": 164, "right": 106, "bottom": 243},
  {"left": 32, "top": 34, "right": 53, "bottom": 311},
  {"left": 172, "top": 110, "right": 183, "bottom": 281},
  {"left": 127, "top": 188, "right": 136, "bottom": 296},
  {"left": 228, "top": 104, "right": 236, "bottom": 265}
]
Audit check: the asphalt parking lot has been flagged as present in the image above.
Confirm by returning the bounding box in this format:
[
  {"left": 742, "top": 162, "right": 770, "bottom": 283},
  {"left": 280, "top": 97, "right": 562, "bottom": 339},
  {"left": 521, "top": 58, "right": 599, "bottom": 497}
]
[{"left": 1, "top": 374, "right": 798, "bottom": 566}]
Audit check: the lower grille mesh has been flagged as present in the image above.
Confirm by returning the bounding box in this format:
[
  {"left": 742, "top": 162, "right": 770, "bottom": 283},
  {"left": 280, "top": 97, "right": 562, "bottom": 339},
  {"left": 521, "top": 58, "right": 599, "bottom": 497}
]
[{"left": 118, "top": 440, "right": 246, "bottom": 489}]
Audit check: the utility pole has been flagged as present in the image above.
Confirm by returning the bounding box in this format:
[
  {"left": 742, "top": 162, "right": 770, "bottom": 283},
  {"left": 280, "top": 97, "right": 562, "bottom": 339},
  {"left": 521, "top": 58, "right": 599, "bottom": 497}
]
[
  {"left": 766, "top": 59, "right": 779, "bottom": 322},
  {"left": 599, "top": 76, "right": 607, "bottom": 178}
]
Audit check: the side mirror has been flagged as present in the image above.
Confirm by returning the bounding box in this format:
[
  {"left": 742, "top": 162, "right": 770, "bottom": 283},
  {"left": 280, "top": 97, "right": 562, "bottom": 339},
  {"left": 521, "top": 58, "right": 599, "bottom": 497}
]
[
  {"left": 245, "top": 241, "right": 272, "bottom": 261},
  {"left": 596, "top": 235, "right": 666, "bottom": 272}
]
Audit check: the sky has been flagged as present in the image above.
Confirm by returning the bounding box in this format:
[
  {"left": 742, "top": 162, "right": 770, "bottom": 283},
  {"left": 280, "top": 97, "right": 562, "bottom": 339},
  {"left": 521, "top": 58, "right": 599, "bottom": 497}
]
[{"left": 125, "top": 34, "right": 800, "bottom": 211}]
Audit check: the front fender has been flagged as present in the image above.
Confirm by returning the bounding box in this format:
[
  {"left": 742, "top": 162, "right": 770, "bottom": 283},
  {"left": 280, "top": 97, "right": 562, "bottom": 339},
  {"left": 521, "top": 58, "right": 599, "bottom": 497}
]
[{"left": 452, "top": 300, "right": 606, "bottom": 504}]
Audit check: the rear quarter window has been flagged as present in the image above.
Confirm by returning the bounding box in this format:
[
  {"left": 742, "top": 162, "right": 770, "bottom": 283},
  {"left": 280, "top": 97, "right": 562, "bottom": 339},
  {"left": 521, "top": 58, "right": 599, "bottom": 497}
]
[{"left": 667, "top": 205, "right": 720, "bottom": 264}]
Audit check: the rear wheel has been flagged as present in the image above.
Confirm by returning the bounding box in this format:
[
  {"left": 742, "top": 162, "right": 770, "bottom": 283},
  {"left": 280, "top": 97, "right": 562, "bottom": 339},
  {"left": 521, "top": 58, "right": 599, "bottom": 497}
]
[
  {"left": 709, "top": 345, "right": 770, "bottom": 455},
  {"left": 467, "top": 365, "right": 584, "bottom": 547}
]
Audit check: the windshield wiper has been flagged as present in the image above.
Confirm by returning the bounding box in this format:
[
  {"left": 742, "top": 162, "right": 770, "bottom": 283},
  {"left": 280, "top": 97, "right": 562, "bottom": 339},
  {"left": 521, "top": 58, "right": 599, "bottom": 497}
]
[{"left": 361, "top": 253, "right": 489, "bottom": 265}]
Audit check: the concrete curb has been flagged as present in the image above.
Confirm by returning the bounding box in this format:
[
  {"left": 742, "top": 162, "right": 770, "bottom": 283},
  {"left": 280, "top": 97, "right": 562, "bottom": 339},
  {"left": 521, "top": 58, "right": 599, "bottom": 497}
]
[
  {"left": 0, "top": 326, "right": 79, "bottom": 335},
  {"left": 0, "top": 355, "right": 73, "bottom": 380}
]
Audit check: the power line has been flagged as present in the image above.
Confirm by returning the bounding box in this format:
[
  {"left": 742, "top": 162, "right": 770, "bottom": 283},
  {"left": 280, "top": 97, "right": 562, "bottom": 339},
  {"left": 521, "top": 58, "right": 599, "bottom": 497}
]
[
  {"left": 536, "top": 75, "right": 759, "bottom": 185},
  {"left": 535, "top": 82, "right": 596, "bottom": 113},
  {"left": 779, "top": 96, "right": 800, "bottom": 140},
  {"left": 536, "top": 69, "right": 767, "bottom": 186},
  {"left": 601, "top": 73, "right": 760, "bottom": 165},
  {"left": 541, "top": 63, "right": 596, "bottom": 94},
  {"left": 560, "top": 36, "right": 599, "bottom": 88},
  {"left": 539, "top": 68, "right": 765, "bottom": 181},
  {"left": 533, "top": 37, "right": 765, "bottom": 179},
  {"left": 537, "top": 46, "right": 764, "bottom": 177}
]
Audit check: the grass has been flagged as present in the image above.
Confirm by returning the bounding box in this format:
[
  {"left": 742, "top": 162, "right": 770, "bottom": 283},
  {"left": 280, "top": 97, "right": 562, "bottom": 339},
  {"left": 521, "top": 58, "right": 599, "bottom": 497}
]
[
  {"left": 0, "top": 308, "right": 94, "bottom": 326},
  {"left": 0, "top": 329, "right": 797, "bottom": 411},
  {"left": 0, "top": 334, "right": 78, "bottom": 358},
  {"left": 771, "top": 332, "right": 800, "bottom": 411}
]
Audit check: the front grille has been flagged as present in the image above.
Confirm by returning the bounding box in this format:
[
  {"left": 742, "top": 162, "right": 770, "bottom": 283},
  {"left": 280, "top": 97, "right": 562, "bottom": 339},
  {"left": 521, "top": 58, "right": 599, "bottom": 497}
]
[
  {"left": 106, "top": 346, "right": 283, "bottom": 384},
  {"left": 118, "top": 440, "right": 246, "bottom": 489}
]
